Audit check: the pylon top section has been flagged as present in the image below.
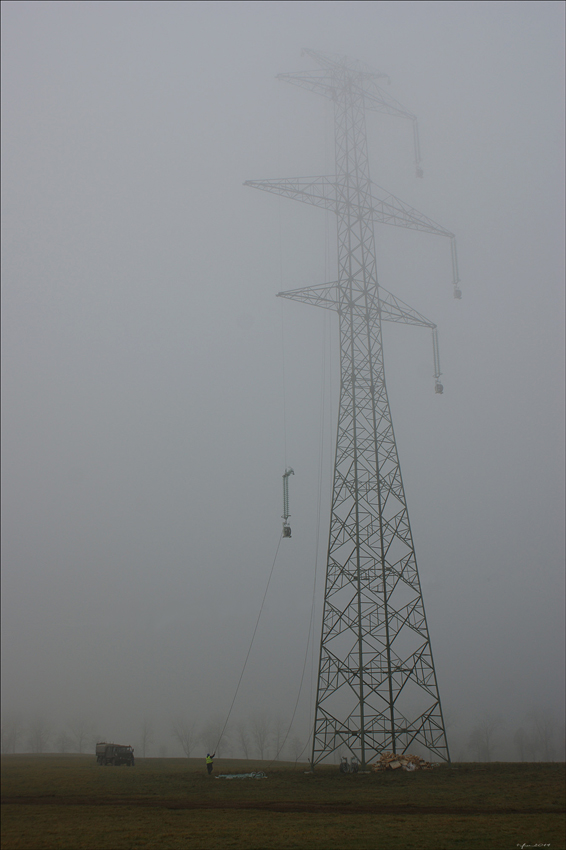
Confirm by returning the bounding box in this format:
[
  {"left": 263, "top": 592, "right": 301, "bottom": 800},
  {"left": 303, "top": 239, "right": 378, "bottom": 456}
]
[
  {"left": 246, "top": 48, "right": 462, "bottom": 296},
  {"left": 301, "top": 48, "right": 390, "bottom": 78},
  {"left": 278, "top": 49, "right": 418, "bottom": 123}
]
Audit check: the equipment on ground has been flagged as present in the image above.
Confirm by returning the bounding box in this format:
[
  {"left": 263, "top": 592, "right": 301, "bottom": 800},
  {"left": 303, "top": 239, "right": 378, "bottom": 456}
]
[{"left": 95, "top": 742, "right": 135, "bottom": 766}]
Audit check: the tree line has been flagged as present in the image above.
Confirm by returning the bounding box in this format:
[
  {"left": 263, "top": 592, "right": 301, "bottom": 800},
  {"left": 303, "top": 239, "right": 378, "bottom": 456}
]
[
  {"left": 1, "top": 713, "right": 99, "bottom": 755},
  {"left": 465, "top": 709, "right": 564, "bottom": 763},
  {"left": 0, "top": 710, "right": 306, "bottom": 762},
  {"left": 2, "top": 707, "right": 563, "bottom": 762}
]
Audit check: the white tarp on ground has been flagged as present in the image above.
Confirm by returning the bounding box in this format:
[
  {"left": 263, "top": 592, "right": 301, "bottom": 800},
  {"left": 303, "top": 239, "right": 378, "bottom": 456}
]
[{"left": 215, "top": 772, "right": 267, "bottom": 780}]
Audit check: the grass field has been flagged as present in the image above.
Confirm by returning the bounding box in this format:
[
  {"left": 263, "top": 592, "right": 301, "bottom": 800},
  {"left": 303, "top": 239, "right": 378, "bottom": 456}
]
[{"left": 2, "top": 755, "right": 564, "bottom": 849}]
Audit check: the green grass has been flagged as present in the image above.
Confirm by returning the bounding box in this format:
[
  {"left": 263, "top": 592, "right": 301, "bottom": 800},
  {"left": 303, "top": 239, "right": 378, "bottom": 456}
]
[{"left": 2, "top": 755, "right": 565, "bottom": 849}]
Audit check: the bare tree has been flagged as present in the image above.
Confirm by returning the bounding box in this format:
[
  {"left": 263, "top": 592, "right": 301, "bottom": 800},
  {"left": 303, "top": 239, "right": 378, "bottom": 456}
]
[
  {"left": 88, "top": 727, "right": 101, "bottom": 752},
  {"left": 201, "top": 717, "right": 230, "bottom": 758},
  {"left": 1, "top": 711, "right": 25, "bottom": 754},
  {"left": 139, "top": 719, "right": 154, "bottom": 758},
  {"left": 249, "top": 712, "right": 271, "bottom": 760},
  {"left": 288, "top": 734, "right": 305, "bottom": 763},
  {"left": 513, "top": 727, "right": 533, "bottom": 762},
  {"left": 468, "top": 715, "right": 503, "bottom": 762},
  {"left": 527, "top": 709, "right": 557, "bottom": 761},
  {"left": 27, "top": 716, "right": 52, "bottom": 753},
  {"left": 271, "top": 716, "right": 288, "bottom": 760},
  {"left": 172, "top": 716, "right": 199, "bottom": 758},
  {"left": 69, "top": 718, "right": 96, "bottom": 754},
  {"left": 235, "top": 720, "right": 250, "bottom": 759},
  {"left": 55, "top": 729, "right": 73, "bottom": 753}
]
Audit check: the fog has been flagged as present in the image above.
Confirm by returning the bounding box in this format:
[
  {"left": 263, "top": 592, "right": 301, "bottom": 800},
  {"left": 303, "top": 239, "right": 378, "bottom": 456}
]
[{"left": 2, "top": 1, "right": 564, "bottom": 762}]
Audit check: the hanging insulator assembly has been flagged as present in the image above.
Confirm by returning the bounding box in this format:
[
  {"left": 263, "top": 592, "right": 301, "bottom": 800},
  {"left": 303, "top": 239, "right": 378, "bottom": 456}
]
[
  {"left": 432, "top": 328, "right": 443, "bottom": 394},
  {"left": 450, "top": 237, "right": 462, "bottom": 299},
  {"left": 282, "top": 467, "right": 294, "bottom": 538}
]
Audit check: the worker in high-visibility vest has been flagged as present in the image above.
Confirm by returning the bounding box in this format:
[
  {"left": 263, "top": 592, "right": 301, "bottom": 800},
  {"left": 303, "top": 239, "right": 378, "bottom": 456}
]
[{"left": 206, "top": 752, "right": 216, "bottom": 775}]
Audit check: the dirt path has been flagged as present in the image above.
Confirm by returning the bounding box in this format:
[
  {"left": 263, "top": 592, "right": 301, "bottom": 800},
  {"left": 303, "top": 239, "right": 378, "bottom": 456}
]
[{"left": 2, "top": 796, "right": 563, "bottom": 816}]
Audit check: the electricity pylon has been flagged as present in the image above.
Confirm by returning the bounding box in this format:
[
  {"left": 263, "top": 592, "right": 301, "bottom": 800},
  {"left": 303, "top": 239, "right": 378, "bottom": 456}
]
[{"left": 246, "top": 50, "right": 459, "bottom": 768}]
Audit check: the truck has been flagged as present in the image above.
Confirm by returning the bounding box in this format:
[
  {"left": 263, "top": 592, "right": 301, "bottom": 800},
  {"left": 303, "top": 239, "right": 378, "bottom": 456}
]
[{"left": 95, "top": 742, "right": 135, "bottom": 766}]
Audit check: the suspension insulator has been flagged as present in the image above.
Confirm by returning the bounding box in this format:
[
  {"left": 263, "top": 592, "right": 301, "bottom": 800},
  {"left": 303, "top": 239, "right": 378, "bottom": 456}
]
[{"left": 282, "top": 467, "right": 294, "bottom": 525}]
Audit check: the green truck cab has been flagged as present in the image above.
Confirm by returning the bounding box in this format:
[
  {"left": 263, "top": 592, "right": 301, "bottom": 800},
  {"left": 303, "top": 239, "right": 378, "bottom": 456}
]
[{"left": 95, "top": 742, "right": 135, "bottom": 766}]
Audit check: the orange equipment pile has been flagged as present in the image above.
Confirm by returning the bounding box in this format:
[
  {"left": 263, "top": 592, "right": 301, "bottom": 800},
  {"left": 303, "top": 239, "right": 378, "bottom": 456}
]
[{"left": 371, "top": 752, "right": 433, "bottom": 771}]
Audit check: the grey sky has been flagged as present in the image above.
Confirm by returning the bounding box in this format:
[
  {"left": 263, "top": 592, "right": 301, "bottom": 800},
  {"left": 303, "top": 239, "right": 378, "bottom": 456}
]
[{"left": 2, "top": 1, "right": 564, "bottom": 758}]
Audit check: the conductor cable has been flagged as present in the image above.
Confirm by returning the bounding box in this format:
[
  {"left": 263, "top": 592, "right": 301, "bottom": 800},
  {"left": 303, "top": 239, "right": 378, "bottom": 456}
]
[{"left": 215, "top": 533, "right": 284, "bottom": 753}]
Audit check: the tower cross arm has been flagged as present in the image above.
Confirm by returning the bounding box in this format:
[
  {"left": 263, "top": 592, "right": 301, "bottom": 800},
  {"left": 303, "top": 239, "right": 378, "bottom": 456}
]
[
  {"left": 277, "top": 281, "right": 438, "bottom": 329},
  {"left": 299, "top": 48, "right": 390, "bottom": 82},
  {"left": 276, "top": 70, "right": 338, "bottom": 101},
  {"left": 370, "top": 183, "right": 454, "bottom": 238},
  {"left": 244, "top": 177, "right": 454, "bottom": 240},
  {"left": 277, "top": 281, "right": 339, "bottom": 311},
  {"left": 276, "top": 71, "right": 417, "bottom": 122},
  {"left": 244, "top": 176, "right": 337, "bottom": 212},
  {"left": 358, "top": 81, "right": 417, "bottom": 120},
  {"left": 245, "top": 177, "right": 460, "bottom": 291},
  {"left": 277, "top": 47, "right": 391, "bottom": 100},
  {"left": 378, "top": 288, "right": 436, "bottom": 327}
]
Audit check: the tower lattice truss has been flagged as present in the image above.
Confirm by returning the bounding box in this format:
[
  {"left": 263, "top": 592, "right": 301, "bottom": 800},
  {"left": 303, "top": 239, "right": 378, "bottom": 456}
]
[{"left": 246, "top": 50, "right": 459, "bottom": 766}]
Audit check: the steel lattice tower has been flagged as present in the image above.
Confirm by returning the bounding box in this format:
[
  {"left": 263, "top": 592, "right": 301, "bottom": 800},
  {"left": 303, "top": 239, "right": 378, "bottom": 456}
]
[{"left": 246, "top": 50, "right": 460, "bottom": 768}]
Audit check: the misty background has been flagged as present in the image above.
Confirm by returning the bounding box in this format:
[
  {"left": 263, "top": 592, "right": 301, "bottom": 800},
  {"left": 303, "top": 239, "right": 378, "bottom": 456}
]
[{"left": 2, "top": 1, "right": 564, "bottom": 763}]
